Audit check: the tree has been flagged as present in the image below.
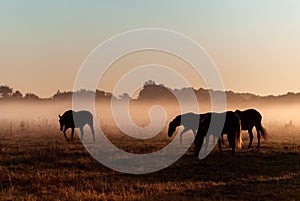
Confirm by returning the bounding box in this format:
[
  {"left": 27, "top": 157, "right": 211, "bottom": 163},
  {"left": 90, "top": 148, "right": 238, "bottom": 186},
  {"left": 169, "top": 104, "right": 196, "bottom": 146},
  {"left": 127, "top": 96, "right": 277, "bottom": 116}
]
[
  {"left": 52, "top": 90, "right": 72, "bottom": 100},
  {"left": 137, "top": 81, "right": 175, "bottom": 101},
  {"left": 144, "top": 80, "right": 156, "bottom": 86},
  {"left": 11, "top": 90, "right": 23, "bottom": 99},
  {"left": 0, "top": 85, "right": 13, "bottom": 99},
  {"left": 24, "top": 93, "right": 39, "bottom": 100},
  {"left": 119, "top": 93, "right": 131, "bottom": 101}
]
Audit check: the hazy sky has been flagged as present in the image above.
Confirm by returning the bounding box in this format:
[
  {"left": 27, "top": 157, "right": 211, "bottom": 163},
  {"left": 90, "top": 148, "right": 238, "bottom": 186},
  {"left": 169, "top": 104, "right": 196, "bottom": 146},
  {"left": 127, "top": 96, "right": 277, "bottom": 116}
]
[{"left": 1, "top": 1, "right": 300, "bottom": 98}]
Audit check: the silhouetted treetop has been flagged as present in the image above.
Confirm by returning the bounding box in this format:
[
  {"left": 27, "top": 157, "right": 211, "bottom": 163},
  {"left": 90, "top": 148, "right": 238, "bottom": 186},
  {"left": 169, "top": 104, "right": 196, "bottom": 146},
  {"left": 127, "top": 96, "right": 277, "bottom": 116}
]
[
  {"left": 0, "top": 85, "right": 13, "bottom": 99},
  {"left": 52, "top": 89, "right": 114, "bottom": 100},
  {"left": 52, "top": 90, "right": 72, "bottom": 100},
  {"left": 0, "top": 83, "right": 300, "bottom": 104},
  {"left": 11, "top": 90, "right": 23, "bottom": 99},
  {"left": 137, "top": 81, "right": 176, "bottom": 101},
  {"left": 24, "top": 93, "right": 39, "bottom": 100}
]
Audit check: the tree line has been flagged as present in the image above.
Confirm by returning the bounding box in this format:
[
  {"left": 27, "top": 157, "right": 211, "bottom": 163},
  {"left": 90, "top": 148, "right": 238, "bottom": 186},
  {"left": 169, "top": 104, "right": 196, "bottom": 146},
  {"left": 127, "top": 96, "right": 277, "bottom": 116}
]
[
  {"left": 1, "top": 81, "right": 300, "bottom": 104},
  {"left": 0, "top": 85, "right": 39, "bottom": 100}
]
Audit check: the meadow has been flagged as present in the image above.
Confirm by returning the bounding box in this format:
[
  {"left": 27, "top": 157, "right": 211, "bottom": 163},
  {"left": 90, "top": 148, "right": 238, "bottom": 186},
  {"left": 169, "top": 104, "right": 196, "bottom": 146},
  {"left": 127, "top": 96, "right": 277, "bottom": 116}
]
[{"left": 0, "top": 122, "right": 299, "bottom": 201}]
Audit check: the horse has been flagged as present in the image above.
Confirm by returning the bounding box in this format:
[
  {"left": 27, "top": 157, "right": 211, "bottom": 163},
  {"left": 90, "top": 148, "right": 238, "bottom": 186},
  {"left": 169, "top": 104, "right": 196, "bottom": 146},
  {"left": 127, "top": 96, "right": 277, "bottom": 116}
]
[
  {"left": 235, "top": 109, "right": 268, "bottom": 148},
  {"left": 168, "top": 112, "right": 223, "bottom": 145},
  {"left": 194, "top": 111, "right": 242, "bottom": 156},
  {"left": 168, "top": 112, "right": 204, "bottom": 144},
  {"left": 58, "top": 110, "right": 95, "bottom": 142},
  {"left": 167, "top": 112, "right": 224, "bottom": 145}
]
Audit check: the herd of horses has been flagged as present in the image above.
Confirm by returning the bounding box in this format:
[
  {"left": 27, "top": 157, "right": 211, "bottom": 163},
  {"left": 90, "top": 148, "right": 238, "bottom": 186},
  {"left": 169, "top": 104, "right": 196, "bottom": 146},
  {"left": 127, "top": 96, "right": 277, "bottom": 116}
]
[
  {"left": 58, "top": 109, "right": 268, "bottom": 157},
  {"left": 168, "top": 109, "right": 268, "bottom": 156}
]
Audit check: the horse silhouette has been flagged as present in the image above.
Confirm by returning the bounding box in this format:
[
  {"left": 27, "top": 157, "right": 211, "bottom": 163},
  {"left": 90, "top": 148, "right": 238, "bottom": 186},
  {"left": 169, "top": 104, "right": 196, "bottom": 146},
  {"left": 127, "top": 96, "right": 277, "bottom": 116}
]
[
  {"left": 168, "top": 112, "right": 203, "bottom": 144},
  {"left": 58, "top": 110, "right": 95, "bottom": 142},
  {"left": 235, "top": 109, "right": 268, "bottom": 148},
  {"left": 168, "top": 112, "right": 223, "bottom": 145},
  {"left": 194, "top": 111, "right": 242, "bottom": 156}
]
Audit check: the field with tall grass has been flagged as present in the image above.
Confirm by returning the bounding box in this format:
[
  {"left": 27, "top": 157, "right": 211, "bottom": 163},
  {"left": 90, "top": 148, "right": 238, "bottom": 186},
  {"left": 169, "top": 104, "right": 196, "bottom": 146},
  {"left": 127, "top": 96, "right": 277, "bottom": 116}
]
[{"left": 0, "top": 120, "right": 299, "bottom": 201}]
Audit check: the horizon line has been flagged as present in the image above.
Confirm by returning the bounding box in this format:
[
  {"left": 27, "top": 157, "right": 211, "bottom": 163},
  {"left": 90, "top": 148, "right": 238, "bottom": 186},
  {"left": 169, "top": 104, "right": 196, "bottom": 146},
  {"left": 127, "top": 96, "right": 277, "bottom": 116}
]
[{"left": 1, "top": 83, "right": 300, "bottom": 100}]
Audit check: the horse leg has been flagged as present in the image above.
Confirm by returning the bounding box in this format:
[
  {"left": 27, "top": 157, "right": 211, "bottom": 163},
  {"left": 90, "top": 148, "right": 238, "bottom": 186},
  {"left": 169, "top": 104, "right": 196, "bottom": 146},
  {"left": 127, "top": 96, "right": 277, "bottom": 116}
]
[
  {"left": 194, "top": 134, "right": 204, "bottom": 157},
  {"left": 221, "top": 135, "right": 226, "bottom": 145},
  {"left": 180, "top": 127, "right": 188, "bottom": 144},
  {"left": 211, "top": 134, "right": 215, "bottom": 145},
  {"left": 180, "top": 133, "right": 183, "bottom": 145},
  {"left": 63, "top": 128, "right": 68, "bottom": 141},
  {"left": 230, "top": 134, "right": 236, "bottom": 156},
  {"left": 80, "top": 127, "right": 84, "bottom": 141},
  {"left": 231, "top": 142, "right": 236, "bottom": 155},
  {"left": 71, "top": 128, "right": 74, "bottom": 141},
  {"left": 203, "top": 134, "right": 210, "bottom": 154},
  {"left": 218, "top": 138, "right": 223, "bottom": 155},
  {"left": 256, "top": 126, "right": 261, "bottom": 149},
  {"left": 227, "top": 135, "right": 233, "bottom": 148},
  {"left": 90, "top": 124, "right": 95, "bottom": 143},
  {"left": 248, "top": 129, "right": 254, "bottom": 148}
]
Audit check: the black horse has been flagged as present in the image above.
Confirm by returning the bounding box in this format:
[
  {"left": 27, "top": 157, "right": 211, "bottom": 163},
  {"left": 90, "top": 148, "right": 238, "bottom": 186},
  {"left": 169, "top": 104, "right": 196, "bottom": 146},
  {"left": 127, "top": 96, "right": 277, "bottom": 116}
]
[
  {"left": 168, "top": 112, "right": 205, "bottom": 144},
  {"left": 58, "top": 110, "right": 95, "bottom": 142},
  {"left": 168, "top": 112, "right": 224, "bottom": 145},
  {"left": 235, "top": 109, "right": 268, "bottom": 148},
  {"left": 194, "top": 111, "right": 242, "bottom": 156}
]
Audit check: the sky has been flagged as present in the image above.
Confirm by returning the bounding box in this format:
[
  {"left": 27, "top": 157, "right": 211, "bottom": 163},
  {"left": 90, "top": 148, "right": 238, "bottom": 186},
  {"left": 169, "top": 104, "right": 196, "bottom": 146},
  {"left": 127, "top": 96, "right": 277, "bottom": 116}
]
[{"left": 0, "top": 1, "right": 300, "bottom": 98}]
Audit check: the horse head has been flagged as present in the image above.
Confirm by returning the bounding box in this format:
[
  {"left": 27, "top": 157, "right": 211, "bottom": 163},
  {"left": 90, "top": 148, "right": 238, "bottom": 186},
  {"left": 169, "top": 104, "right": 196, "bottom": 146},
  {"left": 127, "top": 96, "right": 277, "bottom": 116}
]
[
  {"left": 168, "top": 122, "right": 176, "bottom": 137},
  {"left": 168, "top": 116, "right": 181, "bottom": 137}
]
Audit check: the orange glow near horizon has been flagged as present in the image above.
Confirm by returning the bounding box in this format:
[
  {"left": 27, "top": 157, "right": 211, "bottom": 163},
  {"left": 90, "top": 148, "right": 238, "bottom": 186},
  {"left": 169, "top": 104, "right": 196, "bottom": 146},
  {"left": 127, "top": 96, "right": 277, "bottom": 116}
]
[{"left": 1, "top": 1, "right": 300, "bottom": 98}]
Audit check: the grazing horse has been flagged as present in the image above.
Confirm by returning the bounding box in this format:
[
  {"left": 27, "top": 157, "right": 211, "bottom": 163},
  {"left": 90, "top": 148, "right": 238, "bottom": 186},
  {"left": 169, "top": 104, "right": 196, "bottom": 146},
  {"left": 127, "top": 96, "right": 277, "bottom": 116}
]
[
  {"left": 168, "top": 112, "right": 222, "bottom": 145},
  {"left": 235, "top": 109, "right": 268, "bottom": 148},
  {"left": 168, "top": 112, "right": 204, "bottom": 144},
  {"left": 58, "top": 110, "right": 95, "bottom": 142},
  {"left": 194, "top": 111, "right": 242, "bottom": 156}
]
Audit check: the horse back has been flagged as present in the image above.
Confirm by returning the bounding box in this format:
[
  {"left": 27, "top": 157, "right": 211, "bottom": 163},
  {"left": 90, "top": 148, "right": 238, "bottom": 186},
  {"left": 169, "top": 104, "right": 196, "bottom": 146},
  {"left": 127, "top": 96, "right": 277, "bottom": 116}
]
[
  {"left": 172, "top": 112, "right": 201, "bottom": 130},
  {"left": 223, "top": 111, "right": 240, "bottom": 133},
  {"left": 235, "top": 109, "right": 262, "bottom": 129},
  {"left": 61, "top": 110, "right": 93, "bottom": 128},
  {"left": 73, "top": 110, "right": 93, "bottom": 128}
]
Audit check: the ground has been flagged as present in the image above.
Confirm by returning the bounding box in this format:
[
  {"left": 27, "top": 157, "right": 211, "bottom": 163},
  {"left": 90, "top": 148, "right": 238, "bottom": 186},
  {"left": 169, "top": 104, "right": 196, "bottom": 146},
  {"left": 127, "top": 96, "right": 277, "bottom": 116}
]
[{"left": 0, "top": 130, "right": 299, "bottom": 201}]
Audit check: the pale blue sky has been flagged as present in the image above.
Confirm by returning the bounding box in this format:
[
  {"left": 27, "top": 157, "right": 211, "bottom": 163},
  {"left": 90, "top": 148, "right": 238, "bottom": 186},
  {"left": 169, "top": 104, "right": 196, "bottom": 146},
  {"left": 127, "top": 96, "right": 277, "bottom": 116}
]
[{"left": 0, "top": 1, "right": 299, "bottom": 97}]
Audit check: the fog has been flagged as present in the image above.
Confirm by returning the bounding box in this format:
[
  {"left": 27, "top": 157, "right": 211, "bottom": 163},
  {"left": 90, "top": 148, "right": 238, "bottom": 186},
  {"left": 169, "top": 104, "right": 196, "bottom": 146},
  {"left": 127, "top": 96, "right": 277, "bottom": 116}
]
[
  {"left": 0, "top": 99, "right": 299, "bottom": 139},
  {"left": 227, "top": 103, "right": 300, "bottom": 126}
]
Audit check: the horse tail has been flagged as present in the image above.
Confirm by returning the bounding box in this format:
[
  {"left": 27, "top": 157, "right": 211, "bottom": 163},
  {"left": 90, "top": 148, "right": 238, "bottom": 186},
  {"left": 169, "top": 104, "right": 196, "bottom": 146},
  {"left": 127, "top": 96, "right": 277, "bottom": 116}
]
[
  {"left": 236, "top": 119, "right": 243, "bottom": 149},
  {"left": 258, "top": 123, "right": 269, "bottom": 141}
]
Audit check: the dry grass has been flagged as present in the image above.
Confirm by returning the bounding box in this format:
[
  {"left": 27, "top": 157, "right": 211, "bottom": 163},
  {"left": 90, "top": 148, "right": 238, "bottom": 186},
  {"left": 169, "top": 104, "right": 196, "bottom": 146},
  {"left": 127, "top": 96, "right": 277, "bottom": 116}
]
[{"left": 0, "top": 128, "right": 299, "bottom": 201}]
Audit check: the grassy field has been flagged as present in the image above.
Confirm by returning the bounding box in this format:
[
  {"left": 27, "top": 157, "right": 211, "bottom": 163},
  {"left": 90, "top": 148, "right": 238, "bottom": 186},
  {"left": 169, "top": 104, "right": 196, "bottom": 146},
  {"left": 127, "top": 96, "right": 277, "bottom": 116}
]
[{"left": 0, "top": 128, "right": 299, "bottom": 201}]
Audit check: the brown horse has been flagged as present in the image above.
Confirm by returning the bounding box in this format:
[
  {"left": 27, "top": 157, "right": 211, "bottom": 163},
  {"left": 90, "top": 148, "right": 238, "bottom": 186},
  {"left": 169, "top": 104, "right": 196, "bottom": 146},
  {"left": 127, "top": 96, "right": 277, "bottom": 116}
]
[
  {"left": 194, "top": 111, "right": 242, "bottom": 156},
  {"left": 235, "top": 109, "right": 268, "bottom": 148}
]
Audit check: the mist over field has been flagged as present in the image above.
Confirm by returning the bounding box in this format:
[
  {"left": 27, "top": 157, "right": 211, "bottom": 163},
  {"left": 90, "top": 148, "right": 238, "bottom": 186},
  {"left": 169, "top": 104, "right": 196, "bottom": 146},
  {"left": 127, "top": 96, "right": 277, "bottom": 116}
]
[{"left": 0, "top": 88, "right": 299, "bottom": 142}]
